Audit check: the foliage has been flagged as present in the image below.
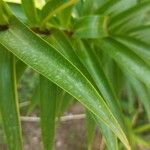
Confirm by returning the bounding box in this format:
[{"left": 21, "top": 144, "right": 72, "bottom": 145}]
[{"left": 0, "top": 0, "right": 150, "bottom": 149}]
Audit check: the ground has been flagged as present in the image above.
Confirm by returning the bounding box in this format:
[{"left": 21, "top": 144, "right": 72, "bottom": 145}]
[{"left": 22, "top": 103, "right": 102, "bottom": 150}]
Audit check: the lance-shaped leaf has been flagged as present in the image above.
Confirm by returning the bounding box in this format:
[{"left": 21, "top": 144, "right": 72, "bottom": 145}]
[
  {"left": 44, "top": 30, "right": 95, "bottom": 85},
  {"left": 129, "top": 77, "right": 150, "bottom": 122},
  {"left": 26, "top": 82, "right": 40, "bottom": 115},
  {"left": 0, "top": 44, "right": 22, "bottom": 150},
  {"left": 45, "top": 30, "right": 118, "bottom": 149},
  {"left": 100, "top": 37, "right": 150, "bottom": 87},
  {"left": 86, "top": 110, "right": 96, "bottom": 150},
  {"left": 21, "top": 0, "right": 38, "bottom": 25},
  {"left": 75, "top": 0, "right": 94, "bottom": 16},
  {"left": 95, "top": 0, "right": 137, "bottom": 17},
  {"left": 16, "top": 60, "right": 27, "bottom": 81},
  {"left": 40, "top": 76, "right": 57, "bottom": 150},
  {"left": 127, "top": 25, "right": 150, "bottom": 44},
  {"left": 73, "top": 15, "right": 107, "bottom": 39},
  {"left": 0, "top": 0, "right": 8, "bottom": 25},
  {"left": 73, "top": 40, "right": 122, "bottom": 149},
  {"left": 92, "top": 113, "right": 118, "bottom": 150},
  {"left": 0, "top": 16, "right": 130, "bottom": 149},
  {"left": 109, "top": 1, "right": 150, "bottom": 33},
  {"left": 114, "top": 36, "right": 150, "bottom": 66},
  {"left": 73, "top": 40, "right": 124, "bottom": 127},
  {"left": 134, "top": 124, "right": 150, "bottom": 133},
  {"left": 7, "top": 2, "right": 27, "bottom": 24},
  {"left": 56, "top": 91, "right": 74, "bottom": 118},
  {"left": 125, "top": 81, "right": 135, "bottom": 114},
  {"left": 40, "top": 0, "right": 78, "bottom": 28}
]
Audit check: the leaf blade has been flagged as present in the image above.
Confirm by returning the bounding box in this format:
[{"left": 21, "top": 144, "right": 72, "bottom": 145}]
[
  {"left": 0, "top": 16, "right": 130, "bottom": 149},
  {"left": 40, "top": 76, "right": 57, "bottom": 150},
  {"left": 0, "top": 44, "right": 23, "bottom": 150},
  {"left": 100, "top": 37, "right": 150, "bottom": 86}
]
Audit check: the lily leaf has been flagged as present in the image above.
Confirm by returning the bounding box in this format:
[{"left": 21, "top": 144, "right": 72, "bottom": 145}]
[
  {"left": 100, "top": 37, "right": 150, "bottom": 87},
  {"left": 40, "top": 76, "right": 57, "bottom": 150},
  {"left": 0, "top": 44, "right": 23, "bottom": 150},
  {"left": 21, "top": 0, "right": 38, "bottom": 25},
  {"left": 0, "top": 16, "right": 130, "bottom": 149},
  {"left": 73, "top": 15, "right": 106, "bottom": 39}
]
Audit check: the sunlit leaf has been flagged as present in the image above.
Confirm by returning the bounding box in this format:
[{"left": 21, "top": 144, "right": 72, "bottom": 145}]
[
  {"left": 0, "top": 16, "right": 130, "bottom": 149},
  {"left": 40, "top": 0, "right": 78, "bottom": 28},
  {"left": 21, "top": 0, "right": 38, "bottom": 25}
]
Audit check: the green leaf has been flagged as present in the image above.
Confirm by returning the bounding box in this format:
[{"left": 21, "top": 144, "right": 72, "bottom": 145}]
[
  {"left": 95, "top": 0, "right": 137, "bottom": 17},
  {"left": 114, "top": 36, "right": 150, "bottom": 66},
  {"left": 86, "top": 110, "right": 96, "bottom": 150},
  {"left": 26, "top": 82, "right": 40, "bottom": 115},
  {"left": 21, "top": 0, "right": 38, "bottom": 25},
  {"left": 57, "top": 6, "right": 73, "bottom": 28},
  {"left": 98, "top": 55, "right": 124, "bottom": 97},
  {"left": 0, "top": 0, "right": 8, "bottom": 25},
  {"left": 46, "top": 29, "right": 119, "bottom": 150},
  {"left": 7, "top": 2, "right": 27, "bottom": 24},
  {"left": 40, "top": 0, "right": 78, "bottom": 28},
  {"left": 127, "top": 25, "right": 150, "bottom": 44},
  {"left": 40, "top": 76, "right": 57, "bottom": 150},
  {"left": 73, "top": 40, "right": 124, "bottom": 149},
  {"left": 0, "top": 44, "right": 22, "bottom": 150},
  {"left": 56, "top": 91, "right": 74, "bottom": 118},
  {"left": 16, "top": 60, "right": 27, "bottom": 81},
  {"left": 134, "top": 124, "right": 150, "bottom": 133},
  {"left": 125, "top": 81, "right": 135, "bottom": 114},
  {"left": 44, "top": 29, "right": 95, "bottom": 84},
  {"left": 133, "top": 135, "right": 150, "bottom": 147},
  {"left": 92, "top": 114, "right": 118, "bottom": 150},
  {"left": 73, "top": 15, "right": 107, "bottom": 39},
  {"left": 109, "top": 1, "right": 150, "bottom": 33},
  {"left": 0, "top": 16, "right": 130, "bottom": 149},
  {"left": 75, "top": 0, "right": 94, "bottom": 16},
  {"left": 129, "top": 77, "right": 150, "bottom": 122},
  {"left": 73, "top": 40, "right": 124, "bottom": 127},
  {"left": 100, "top": 37, "right": 150, "bottom": 87}
]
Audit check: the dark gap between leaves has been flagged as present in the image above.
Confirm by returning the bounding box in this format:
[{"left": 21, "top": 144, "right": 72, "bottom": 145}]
[
  {"left": 0, "top": 25, "right": 9, "bottom": 31},
  {"left": 31, "top": 27, "right": 52, "bottom": 35}
]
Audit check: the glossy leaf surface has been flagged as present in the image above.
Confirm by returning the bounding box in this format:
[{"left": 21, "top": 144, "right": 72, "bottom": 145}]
[{"left": 0, "top": 16, "right": 129, "bottom": 149}]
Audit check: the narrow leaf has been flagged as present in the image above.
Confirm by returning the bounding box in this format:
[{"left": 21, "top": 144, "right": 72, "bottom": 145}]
[
  {"left": 100, "top": 38, "right": 150, "bottom": 86},
  {"left": 95, "top": 0, "right": 137, "bottom": 17},
  {"left": 127, "top": 25, "right": 150, "bottom": 44},
  {"left": 40, "top": 0, "right": 78, "bottom": 28},
  {"left": 129, "top": 77, "right": 150, "bottom": 121},
  {"left": 73, "top": 15, "right": 107, "bottom": 39},
  {"left": 0, "top": 16, "right": 130, "bottom": 149},
  {"left": 44, "top": 30, "right": 95, "bottom": 85},
  {"left": 86, "top": 110, "right": 96, "bottom": 150},
  {"left": 21, "top": 0, "right": 38, "bottom": 25},
  {"left": 73, "top": 40, "right": 124, "bottom": 127},
  {"left": 40, "top": 76, "right": 57, "bottom": 150},
  {"left": 47, "top": 30, "right": 119, "bottom": 149},
  {"left": 16, "top": 60, "right": 27, "bottom": 81},
  {"left": 92, "top": 114, "right": 118, "bottom": 150},
  {"left": 0, "top": 0, "right": 8, "bottom": 25},
  {"left": 56, "top": 91, "right": 74, "bottom": 118},
  {"left": 114, "top": 36, "right": 150, "bottom": 66},
  {"left": 109, "top": 1, "right": 150, "bottom": 33},
  {"left": 0, "top": 44, "right": 22, "bottom": 150},
  {"left": 7, "top": 2, "right": 27, "bottom": 24}
]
